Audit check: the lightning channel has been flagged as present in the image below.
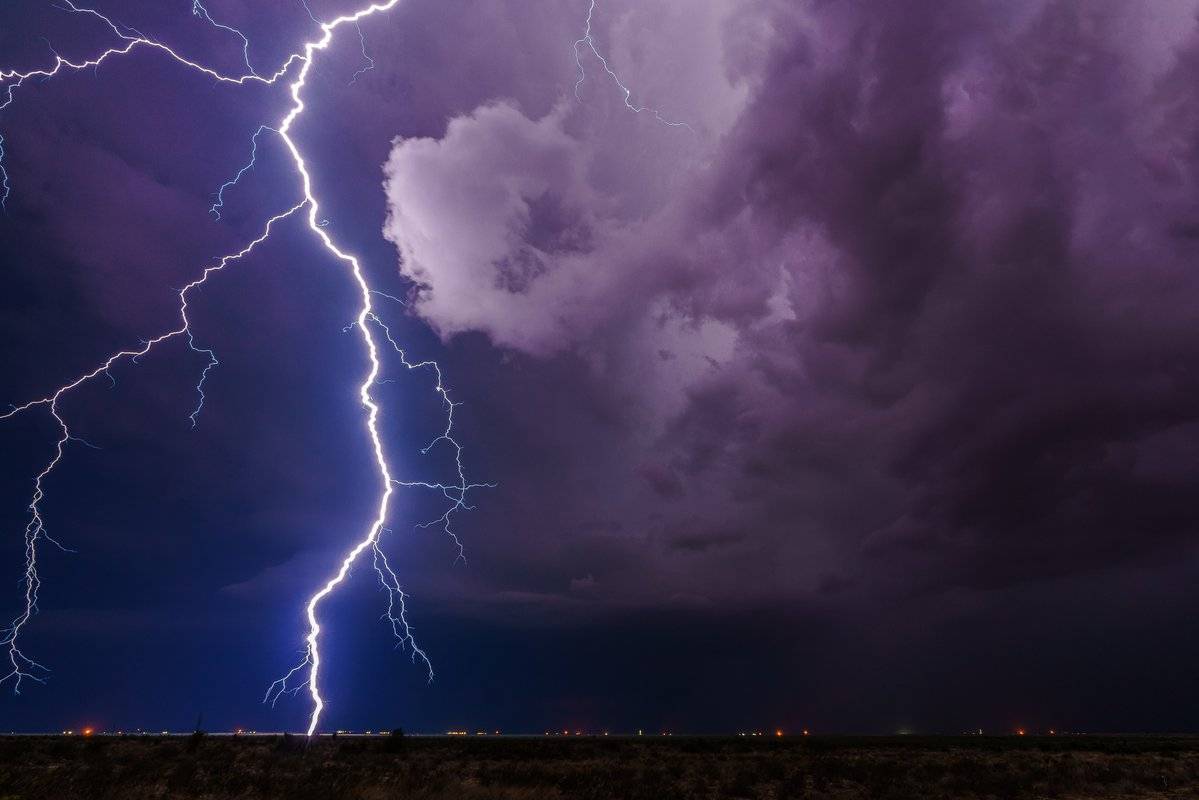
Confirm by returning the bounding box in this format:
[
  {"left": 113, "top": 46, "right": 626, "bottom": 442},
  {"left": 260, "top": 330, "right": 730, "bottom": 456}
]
[
  {"left": 1, "top": 0, "right": 488, "bottom": 737},
  {"left": 349, "top": 22, "right": 375, "bottom": 85},
  {"left": 572, "top": 0, "right": 693, "bottom": 131},
  {"left": 210, "top": 124, "right": 278, "bottom": 221},
  {"left": 0, "top": 204, "right": 305, "bottom": 692},
  {"left": 260, "top": 0, "right": 491, "bottom": 736},
  {"left": 0, "top": 133, "right": 10, "bottom": 211},
  {"left": 191, "top": 0, "right": 259, "bottom": 76},
  {"left": 369, "top": 313, "right": 495, "bottom": 564},
  {"left": 0, "top": 0, "right": 300, "bottom": 200},
  {"left": 2, "top": 0, "right": 298, "bottom": 100},
  {"left": 2, "top": 0, "right": 488, "bottom": 738}
]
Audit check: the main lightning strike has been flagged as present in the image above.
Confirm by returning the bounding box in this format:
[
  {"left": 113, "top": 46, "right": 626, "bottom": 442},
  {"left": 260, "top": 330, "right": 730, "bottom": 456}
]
[
  {"left": 249, "top": 0, "right": 483, "bottom": 736},
  {"left": 1, "top": 0, "right": 486, "bottom": 735}
]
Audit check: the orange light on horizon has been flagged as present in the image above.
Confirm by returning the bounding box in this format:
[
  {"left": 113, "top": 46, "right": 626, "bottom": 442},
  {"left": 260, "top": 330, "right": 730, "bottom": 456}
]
[
  {"left": 802, "top": 729, "right": 810, "bottom": 736},
  {"left": 775, "top": 729, "right": 783, "bottom": 737},
  {"left": 1017, "top": 728, "right": 1026, "bottom": 736},
  {"left": 82, "top": 727, "right": 94, "bottom": 737}
]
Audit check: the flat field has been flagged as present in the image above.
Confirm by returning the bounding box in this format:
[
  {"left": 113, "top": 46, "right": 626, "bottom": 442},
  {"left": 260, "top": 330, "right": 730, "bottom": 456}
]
[{"left": 1, "top": 733, "right": 1198, "bottom": 799}]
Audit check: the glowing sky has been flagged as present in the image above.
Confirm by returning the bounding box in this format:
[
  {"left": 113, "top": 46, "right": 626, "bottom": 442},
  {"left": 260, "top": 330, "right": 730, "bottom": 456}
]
[{"left": 2, "top": 0, "right": 1199, "bottom": 734}]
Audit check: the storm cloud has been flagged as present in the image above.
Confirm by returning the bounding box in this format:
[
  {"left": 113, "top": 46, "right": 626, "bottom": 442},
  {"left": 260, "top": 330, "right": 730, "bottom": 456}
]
[{"left": 382, "top": 0, "right": 1199, "bottom": 612}]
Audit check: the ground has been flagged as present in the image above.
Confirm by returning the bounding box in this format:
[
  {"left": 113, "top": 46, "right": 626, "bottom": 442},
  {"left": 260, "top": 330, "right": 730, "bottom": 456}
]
[{"left": 1, "top": 734, "right": 1198, "bottom": 799}]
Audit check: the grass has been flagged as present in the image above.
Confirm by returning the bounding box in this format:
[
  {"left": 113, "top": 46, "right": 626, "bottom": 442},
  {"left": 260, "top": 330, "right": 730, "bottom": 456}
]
[{"left": 1, "top": 734, "right": 1198, "bottom": 799}]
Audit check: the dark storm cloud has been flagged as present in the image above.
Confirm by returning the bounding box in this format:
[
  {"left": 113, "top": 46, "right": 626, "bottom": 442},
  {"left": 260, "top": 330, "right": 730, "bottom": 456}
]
[
  {"left": 383, "top": 0, "right": 1199, "bottom": 612},
  {"left": 696, "top": 0, "right": 1199, "bottom": 595}
]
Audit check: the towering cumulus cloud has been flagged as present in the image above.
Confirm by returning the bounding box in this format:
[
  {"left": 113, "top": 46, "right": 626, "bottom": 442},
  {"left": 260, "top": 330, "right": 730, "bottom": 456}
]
[
  {"left": 382, "top": 0, "right": 1199, "bottom": 618},
  {"left": 383, "top": 103, "right": 595, "bottom": 355}
]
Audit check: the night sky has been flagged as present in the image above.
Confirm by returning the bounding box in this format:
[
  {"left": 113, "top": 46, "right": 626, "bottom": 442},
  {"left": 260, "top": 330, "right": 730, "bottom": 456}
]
[{"left": 2, "top": 0, "right": 1199, "bottom": 735}]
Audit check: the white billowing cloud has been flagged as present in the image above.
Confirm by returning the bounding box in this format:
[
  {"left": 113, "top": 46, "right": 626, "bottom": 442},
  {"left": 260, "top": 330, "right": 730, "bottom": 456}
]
[
  {"left": 380, "top": 0, "right": 752, "bottom": 360},
  {"left": 382, "top": 100, "right": 706, "bottom": 358},
  {"left": 381, "top": 95, "right": 745, "bottom": 438},
  {"left": 383, "top": 102, "right": 592, "bottom": 355}
]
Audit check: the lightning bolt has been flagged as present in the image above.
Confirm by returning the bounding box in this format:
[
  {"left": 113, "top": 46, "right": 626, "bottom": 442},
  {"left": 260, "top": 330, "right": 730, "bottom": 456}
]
[
  {"left": 1, "top": 204, "right": 305, "bottom": 693},
  {"left": 0, "top": 0, "right": 487, "bottom": 735},
  {"left": 191, "top": 0, "right": 259, "bottom": 77},
  {"left": 210, "top": 124, "right": 277, "bottom": 221},
  {"left": 370, "top": 313, "right": 496, "bottom": 564},
  {"left": 299, "top": 0, "right": 321, "bottom": 25},
  {"left": 0, "top": 0, "right": 296, "bottom": 202},
  {"left": 349, "top": 22, "right": 375, "bottom": 85},
  {"left": 0, "top": 132, "right": 10, "bottom": 211},
  {"left": 573, "top": 0, "right": 693, "bottom": 131}
]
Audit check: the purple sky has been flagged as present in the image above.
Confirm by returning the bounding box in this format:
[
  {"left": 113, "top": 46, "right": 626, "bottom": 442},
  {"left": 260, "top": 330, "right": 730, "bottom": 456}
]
[{"left": 1, "top": 0, "right": 1199, "bottom": 734}]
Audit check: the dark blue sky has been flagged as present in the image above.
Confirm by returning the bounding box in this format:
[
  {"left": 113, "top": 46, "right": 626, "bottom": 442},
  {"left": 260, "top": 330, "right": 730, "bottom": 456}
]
[{"left": 3, "top": 0, "right": 1199, "bottom": 735}]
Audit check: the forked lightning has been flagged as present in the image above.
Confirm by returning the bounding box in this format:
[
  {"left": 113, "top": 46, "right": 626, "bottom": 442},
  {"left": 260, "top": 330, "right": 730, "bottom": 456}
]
[{"left": 0, "top": 0, "right": 485, "bottom": 736}]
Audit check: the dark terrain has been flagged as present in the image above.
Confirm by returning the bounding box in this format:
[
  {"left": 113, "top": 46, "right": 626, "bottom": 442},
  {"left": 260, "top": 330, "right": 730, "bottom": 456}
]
[{"left": 2, "top": 733, "right": 1198, "bottom": 799}]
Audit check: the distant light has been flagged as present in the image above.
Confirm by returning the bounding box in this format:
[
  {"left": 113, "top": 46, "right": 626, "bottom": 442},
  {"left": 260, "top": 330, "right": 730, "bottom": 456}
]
[
  {"left": 1017, "top": 728, "right": 1026, "bottom": 736},
  {"left": 82, "top": 728, "right": 94, "bottom": 737},
  {"left": 775, "top": 730, "right": 783, "bottom": 737},
  {"left": 802, "top": 729, "right": 810, "bottom": 736}
]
